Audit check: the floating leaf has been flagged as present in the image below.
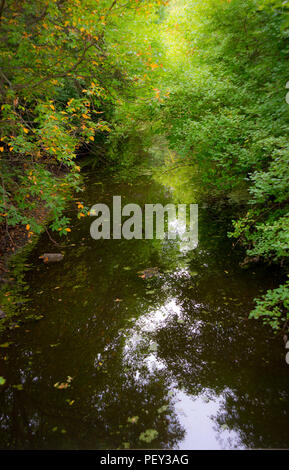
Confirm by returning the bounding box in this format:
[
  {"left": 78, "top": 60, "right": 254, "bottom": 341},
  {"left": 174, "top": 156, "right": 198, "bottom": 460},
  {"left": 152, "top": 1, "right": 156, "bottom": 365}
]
[
  {"left": 127, "top": 416, "right": 139, "bottom": 424},
  {"left": 54, "top": 382, "right": 69, "bottom": 390},
  {"left": 138, "top": 267, "right": 159, "bottom": 279},
  {"left": 12, "top": 384, "right": 24, "bottom": 391},
  {"left": 220, "top": 424, "right": 229, "bottom": 431},
  {"left": 67, "top": 399, "right": 75, "bottom": 406},
  {"left": 139, "top": 429, "right": 159, "bottom": 443},
  {"left": 190, "top": 270, "right": 198, "bottom": 277},
  {"left": 54, "top": 376, "right": 73, "bottom": 390},
  {"left": 157, "top": 405, "right": 168, "bottom": 414}
]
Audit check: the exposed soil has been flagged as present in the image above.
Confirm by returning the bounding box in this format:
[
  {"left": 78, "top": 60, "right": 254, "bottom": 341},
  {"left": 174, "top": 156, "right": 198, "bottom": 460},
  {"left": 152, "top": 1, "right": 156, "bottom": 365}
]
[{"left": 0, "top": 205, "right": 48, "bottom": 278}]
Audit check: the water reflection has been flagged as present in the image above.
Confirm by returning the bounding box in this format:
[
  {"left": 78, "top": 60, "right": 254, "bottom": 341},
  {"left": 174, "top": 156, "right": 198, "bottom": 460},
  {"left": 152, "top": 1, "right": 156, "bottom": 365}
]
[
  {"left": 122, "top": 296, "right": 245, "bottom": 449},
  {"left": 0, "top": 171, "right": 288, "bottom": 449}
]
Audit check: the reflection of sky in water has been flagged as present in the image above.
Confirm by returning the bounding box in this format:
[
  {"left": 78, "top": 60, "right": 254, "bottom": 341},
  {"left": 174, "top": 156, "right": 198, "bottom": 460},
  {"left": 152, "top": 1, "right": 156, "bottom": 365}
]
[
  {"left": 175, "top": 391, "right": 244, "bottom": 450},
  {"left": 123, "top": 297, "right": 244, "bottom": 449},
  {"left": 1, "top": 175, "right": 289, "bottom": 450},
  {"left": 168, "top": 215, "right": 198, "bottom": 253}
]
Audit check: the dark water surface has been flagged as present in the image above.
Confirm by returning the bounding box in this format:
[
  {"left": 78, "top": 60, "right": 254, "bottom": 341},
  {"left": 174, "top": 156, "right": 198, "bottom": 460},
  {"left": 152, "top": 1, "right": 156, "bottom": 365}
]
[{"left": 0, "top": 170, "right": 289, "bottom": 449}]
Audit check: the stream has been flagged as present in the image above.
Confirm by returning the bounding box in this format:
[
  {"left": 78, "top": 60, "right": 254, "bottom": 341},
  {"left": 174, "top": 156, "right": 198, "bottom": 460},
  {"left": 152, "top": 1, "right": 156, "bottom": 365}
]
[{"left": 0, "top": 167, "right": 289, "bottom": 450}]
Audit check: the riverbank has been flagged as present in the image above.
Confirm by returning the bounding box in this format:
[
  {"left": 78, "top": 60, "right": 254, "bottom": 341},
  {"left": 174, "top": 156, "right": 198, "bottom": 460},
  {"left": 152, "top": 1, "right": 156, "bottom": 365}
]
[
  {"left": 0, "top": 206, "right": 48, "bottom": 331},
  {"left": 0, "top": 205, "right": 49, "bottom": 278}
]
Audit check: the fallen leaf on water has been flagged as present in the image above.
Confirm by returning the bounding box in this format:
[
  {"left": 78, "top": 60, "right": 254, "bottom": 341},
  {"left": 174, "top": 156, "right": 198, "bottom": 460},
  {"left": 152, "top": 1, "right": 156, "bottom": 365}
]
[
  {"left": 190, "top": 270, "right": 198, "bottom": 277},
  {"left": 0, "top": 342, "right": 13, "bottom": 348},
  {"left": 54, "top": 376, "right": 73, "bottom": 390},
  {"left": 139, "top": 429, "right": 159, "bottom": 443},
  {"left": 66, "top": 399, "right": 75, "bottom": 406},
  {"left": 138, "top": 267, "right": 159, "bottom": 279},
  {"left": 149, "top": 342, "right": 158, "bottom": 352},
  {"left": 127, "top": 416, "right": 139, "bottom": 424},
  {"left": 12, "top": 384, "right": 24, "bottom": 391},
  {"left": 220, "top": 424, "right": 229, "bottom": 431},
  {"left": 54, "top": 382, "right": 69, "bottom": 390},
  {"left": 157, "top": 405, "right": 169, "bottom": 414}
]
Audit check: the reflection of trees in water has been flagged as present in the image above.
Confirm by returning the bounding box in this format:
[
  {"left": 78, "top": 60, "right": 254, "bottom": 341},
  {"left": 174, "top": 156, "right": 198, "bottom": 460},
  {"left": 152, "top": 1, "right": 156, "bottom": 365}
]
[
  {"left": 0, "top": 178, "right": 288, "bottom": 449},
  {"left": 212, "top": 384, "right": 289, "bottom": 449},
  {"left": 0, "top": 327, "right": 185, "bottom": 449},
  {"left": 151, "top": 262, "right": 289, "bottom": 449},
  {"left": 0, "top": 268, "right": 185, "bottom": 449}
]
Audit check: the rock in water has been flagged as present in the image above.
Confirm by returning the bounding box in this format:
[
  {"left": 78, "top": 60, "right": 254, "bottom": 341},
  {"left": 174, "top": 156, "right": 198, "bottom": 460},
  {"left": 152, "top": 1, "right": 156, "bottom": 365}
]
[
  {"left": 39, "top": 253, "right": 64, "bottom": 263},
  {"left": 138, "top": 267, "right": 159, "bottom": 279},
  {"left": 240, "top": 256, "right": 260, "bottom": 267}
]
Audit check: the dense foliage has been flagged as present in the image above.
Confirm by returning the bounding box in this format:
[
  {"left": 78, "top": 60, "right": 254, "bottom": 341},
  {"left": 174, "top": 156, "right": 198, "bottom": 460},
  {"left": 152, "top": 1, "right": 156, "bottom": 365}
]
[
  {"left": 0, "top": 0, "right": 166, "bottom": 235},
  {"left": 164, "top": 0, "right": 289, "bottom": 330},
  {"left": 110, "top": 0, "right": 289, "bottom": 329}
]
